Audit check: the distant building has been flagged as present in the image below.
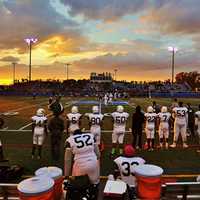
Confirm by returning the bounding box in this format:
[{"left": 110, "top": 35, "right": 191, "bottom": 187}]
[{"left": 90, "top": 72, "right": 113, "bottom": 83}]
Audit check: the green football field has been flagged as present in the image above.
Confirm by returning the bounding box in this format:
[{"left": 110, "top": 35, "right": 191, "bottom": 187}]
[{"left": 0, "top": 96, "right": 200, "bottom": 177}]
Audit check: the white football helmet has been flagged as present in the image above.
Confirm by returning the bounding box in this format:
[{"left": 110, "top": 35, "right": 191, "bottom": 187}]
[
  {"left": 117, "top": 105, "right": 124, "bottom": 113},
  {"left": 92, "top": 106, "right": 99, "bottom": 114},
  {"left": 36, "top": 108, "right": 45, "bottom": 116},
  {"left": 147, "top": 106, "right": 154, "bottom": 113},
  {"left": 71, "top": 106, "right": 78, "bottom": 114},
  {"left": 161, "top": 106, "right": 168, "bottom": 113}
]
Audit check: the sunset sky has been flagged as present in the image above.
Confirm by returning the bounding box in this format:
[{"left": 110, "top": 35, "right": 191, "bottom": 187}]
[{"left": 0, "top": 0, "right": 200, "bottom": 84}]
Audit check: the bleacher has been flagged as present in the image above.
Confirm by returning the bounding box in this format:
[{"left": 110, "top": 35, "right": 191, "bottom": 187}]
[{"left": 0, "top": 175, "right": 200, "bottom": 200}]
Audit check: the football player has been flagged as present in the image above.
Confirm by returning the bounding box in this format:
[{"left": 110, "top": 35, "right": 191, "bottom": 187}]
[
  {"left": 112, "top": 145, "right": 145, "bottom": 199},
  {"left": 66, "top": 106, "right": 82, "bottom": 135},
  {"left": 158, "top": 106, "right": 171, "bottom": 149},
  {"left": 104, "top": 94, "right": 108, "bottom": 106},
  {"left": 111, "top": 105, "right": 129, "bottom": 155},
  {"left": 144, "top": 106, "right": 157, "bottom": 150},
  {"left": 31, "top": 108, "right": 48, "bottom": 159},
  {"left": 170, "top": 102, "right": 188, "bottom": 148},
  {"left": 195, "top": 105, "right": 200, "bottom": 153},
  {"left": 64, "top": 129, "right": 100, "bottom": 199},
  {"left": 87, "top": 106, "right": 104, "bottom": 150},
  {"left": 108, "top": 92, "right": 113, "bottom": 104}
]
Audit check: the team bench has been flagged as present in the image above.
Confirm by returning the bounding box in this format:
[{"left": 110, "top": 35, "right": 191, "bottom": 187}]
[{"left": 0, "top": 175, "right": 200, "bottom": 200}]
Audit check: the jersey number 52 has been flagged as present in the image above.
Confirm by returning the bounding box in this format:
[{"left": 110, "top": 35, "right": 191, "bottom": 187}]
[{"left": 74, "top": 135, "right": 93, "bottom": 148}]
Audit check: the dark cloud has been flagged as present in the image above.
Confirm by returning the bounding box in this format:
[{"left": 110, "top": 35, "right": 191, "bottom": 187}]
[
  {"left": 0, "top": 0, "right": 81, "bottom": 52},
  {"left": 72, "top": 51, "right": 200, "bottom": 76},
  {"left": 0, "top": 56, "right": 20, "bottom": 62},
  {"left": 60, "top": 0, "right": 148, "bottom": 21},
  {"left": 141, "top": 0, "right": 200, "bottom": 35}
]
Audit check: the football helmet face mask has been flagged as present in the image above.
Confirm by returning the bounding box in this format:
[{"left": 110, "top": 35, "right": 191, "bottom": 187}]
[
  {"left": 117, "top": 105, "right": 124, "bottom": 113},
  {"left": 71, "top": 106, "right": 78, "bottom": 114},
  {"left": 92, "top": 106, "right": 99, "bottom": 114},
  {"left": 161, "top": 106, "right": 168, "bottom": 113},
  {"left": 36, "top": 108, "right": 45, "bottom": 116},
  {"left": 124, "top": 145, "right": 135, "bottom": 157},
  {"left": 147, "top": 106, "right": 154, "bottom": 113}
]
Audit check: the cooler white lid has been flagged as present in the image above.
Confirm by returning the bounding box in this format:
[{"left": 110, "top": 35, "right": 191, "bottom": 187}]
[
  {"left": 17, "top": 176, "right": 54, "bottom": 194},
  {"left": 134, "top": 164, "right": 163, "bottom": 177},
  {"left": 104, "top": 180, "right": 127, "bottom": 194},
  {"left": 35, "top": 166, "right": 62, "bottom": 179}
]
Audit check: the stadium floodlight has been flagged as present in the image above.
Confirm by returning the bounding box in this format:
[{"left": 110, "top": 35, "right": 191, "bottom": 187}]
[
  {"left": 25, "top": 37, "right": 38, "bottom": 81},
  {"left": 114, "top": 69, "right": 117, "bottom": 81},
  {"left": 65, "top": 63, "right": 71, "bottom": 80},
  {"left": 168, "top": 46, "right": 178, "bottom": 84},
  {"left": 12, "top": 62, "right": 17, "bottom": 85}
]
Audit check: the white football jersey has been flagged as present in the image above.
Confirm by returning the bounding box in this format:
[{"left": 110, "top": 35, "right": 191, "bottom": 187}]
[
  {"left": 144, "top": 113, "right": 157, "bottom": 126},
  {"left": 114, "top": 156, "right": 145, "bottom": 186},
  {"left": 112, "top": 112, "right": 129, "bottom": 130},
  {"left": 195, "top": 111, "right": 200, "bottom": 125},
  {"left": 67, "top": 113, "right": 82, "bottom": 132},
  {"left": 195, "top": 111, "right": 200, "bottom": 120},
  {"left": 158, "top": 112, "right": 171, "bottom": 123},
  {"left": 173, "top": 107, "right": 188, "bottom": 124},
  {"left": 67, "top": 133, "right": 97, "bottom": 161},
  {"left": 32, "top": 116, "right": 47, "bottom": 135},
  {"left": 88, "top": 113, "right": 104, "bottom": 129}
]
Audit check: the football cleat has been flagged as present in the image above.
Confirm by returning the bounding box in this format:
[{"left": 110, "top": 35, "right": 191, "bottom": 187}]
[
  {"left": 170, "top": 143, "right": 176, "bottom": 148},
  {"left": 183, "top": 143, "right": 188, "bottom": 148}
]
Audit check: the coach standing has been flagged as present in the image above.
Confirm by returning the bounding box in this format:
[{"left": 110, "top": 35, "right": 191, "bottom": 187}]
[
  {"left": 48, "top": 114, "right": 64, "bottom": 161},
  {"left": 187, "top": 103, "right": 195, "bottom": 137},
  {"left": 132, "top": 105, "right": 145, "bottom": 149}
]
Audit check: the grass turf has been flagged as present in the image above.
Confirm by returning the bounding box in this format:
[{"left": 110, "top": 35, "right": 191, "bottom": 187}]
[{"left": 0, "top": 96, "right": 200, "bottom": 176}]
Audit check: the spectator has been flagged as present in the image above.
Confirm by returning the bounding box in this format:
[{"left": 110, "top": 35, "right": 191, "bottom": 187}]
[
  {"left": 187, "top": 103, "right": 195, "bottom": 136},
  {"left": 48, "top": 115, "right": 64, "bottom": 161},
  {"left": 132, "top": 106, "right": 145, "bottom": 149}
]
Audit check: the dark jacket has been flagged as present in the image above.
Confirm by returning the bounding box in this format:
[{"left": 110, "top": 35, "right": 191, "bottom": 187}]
[
  {"left": 132, "top": 106, "right": 144, "bottom": 130},
  {"left": 48, "top": 116, "right": 64, "bottom": 136}
]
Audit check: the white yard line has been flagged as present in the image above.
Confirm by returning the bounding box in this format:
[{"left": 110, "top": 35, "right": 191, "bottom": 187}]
[
  {"left": 18, "top": 102, "right": 73, "bottom": 130},
  {"left": 6, "top": 101, "right": 48, "bottom": 113}
]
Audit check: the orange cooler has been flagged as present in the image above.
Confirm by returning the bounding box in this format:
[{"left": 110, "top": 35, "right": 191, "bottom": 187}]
[
  {"left": 134, "top": 164, "right": 163, "bottom": 199},
  {"left": 35, "top": 167, "right": 63, "bottom": 200},
  {"left": 17, "top": 176, "right": 54, "bottom": 200}
]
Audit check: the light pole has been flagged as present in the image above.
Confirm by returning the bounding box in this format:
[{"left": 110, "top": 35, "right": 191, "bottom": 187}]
[
  {"left": 25, "top": 38, "right": 38, "bottom": 81},
  {"left": 12, "top": 62, "right": 17, "bottom": 84},
  {"left": 168, "top": 46, "right": 178, "bottom": 84},
  {"left": 114, "top": 69, "right": 117, "bottom": 81},
  {"left": 65, "top": 63, "right": 71, "bottom": 80}
]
